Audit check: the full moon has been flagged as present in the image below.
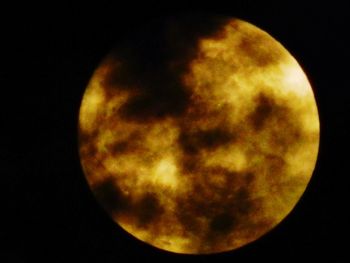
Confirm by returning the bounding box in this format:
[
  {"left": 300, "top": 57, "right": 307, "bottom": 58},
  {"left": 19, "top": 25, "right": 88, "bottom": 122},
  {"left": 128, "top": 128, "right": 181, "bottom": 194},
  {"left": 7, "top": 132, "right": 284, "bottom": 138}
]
[{"left": 78, "top": 16, "right": 319, "bottom": 254}]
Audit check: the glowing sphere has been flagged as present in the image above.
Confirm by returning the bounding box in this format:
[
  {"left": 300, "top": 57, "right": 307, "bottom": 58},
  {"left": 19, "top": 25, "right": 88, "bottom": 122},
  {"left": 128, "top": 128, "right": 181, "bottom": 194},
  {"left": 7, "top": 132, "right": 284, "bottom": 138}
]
[{"left": 78, "top": 16, "right": 319, "bottom": 254}]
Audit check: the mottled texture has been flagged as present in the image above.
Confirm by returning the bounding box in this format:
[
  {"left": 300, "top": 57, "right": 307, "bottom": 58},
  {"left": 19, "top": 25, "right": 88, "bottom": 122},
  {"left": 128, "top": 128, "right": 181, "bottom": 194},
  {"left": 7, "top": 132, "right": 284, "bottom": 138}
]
[{"left": 78, "top": 16, "right": 319, "bottom": 254}]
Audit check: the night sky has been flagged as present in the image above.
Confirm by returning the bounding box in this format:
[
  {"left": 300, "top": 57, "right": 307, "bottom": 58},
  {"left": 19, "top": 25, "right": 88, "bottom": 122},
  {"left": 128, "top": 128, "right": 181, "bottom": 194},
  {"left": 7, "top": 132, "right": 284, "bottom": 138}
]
[{"left": 2, "top": 1, "right": 348, "bottom": 262}]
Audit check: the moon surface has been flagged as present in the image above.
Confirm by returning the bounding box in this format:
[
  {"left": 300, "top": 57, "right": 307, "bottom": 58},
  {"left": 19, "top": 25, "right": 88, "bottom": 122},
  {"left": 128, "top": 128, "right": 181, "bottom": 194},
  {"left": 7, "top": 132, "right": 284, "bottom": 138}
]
[{"left": 78, "top": 16, "right": 319, "bottom": 254}]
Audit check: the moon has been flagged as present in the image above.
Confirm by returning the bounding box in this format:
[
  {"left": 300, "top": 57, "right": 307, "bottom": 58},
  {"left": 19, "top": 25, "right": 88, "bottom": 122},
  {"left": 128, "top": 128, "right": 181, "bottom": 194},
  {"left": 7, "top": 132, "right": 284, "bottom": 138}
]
[{"left": 78, "top": 16, "right": 319, "bottom": 254}]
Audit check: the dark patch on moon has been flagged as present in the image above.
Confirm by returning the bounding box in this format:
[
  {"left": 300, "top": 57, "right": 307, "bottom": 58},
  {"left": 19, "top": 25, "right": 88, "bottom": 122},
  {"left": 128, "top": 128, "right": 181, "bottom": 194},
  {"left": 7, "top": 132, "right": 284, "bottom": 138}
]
[
  {"left": 201, "top": 187, "right": 267, "bottom": 251},
  {"left": 109, "top": 140, "right": 129, "bottom": 154},
  {"left": 107, "top": 131, "right": 143, "bottom": 155},
  {"left": 100, "top": 15, "right": 231, "bottom": 123},
  {"left": 231, "top": 188, "right": 252, "bottom": 215},
  {"left": 248, "top": 92, "right": 305, "bottom": 156},
  {"left": 78, "top": 129, "right": 100, "bottom": 158},
  {"left": 133, "top": 193, "right": 164, "bottom": 227},
  {"left": 175, "top": 167, "right": 260, "bottom": 244},
  {"left": 265, "top": 154, "right": 286, "bottom": 175},
  {"left": 209, "top": 213, "right": 236, "bottom": 233},
  {"left": 178, "top": 127, "right": 235, "bottom": 155},
  {"left": 93, "top": 179, "right": 164, "bottom": 227},
  {"left": 249, "top": 92, "right": 276, "bottom": 130},
  {"left": 118, "top": 84, "right": 189, "bottom": 121},
  {"left": 176, "top": 204, "right": 203, "bottom": 234},
  {"left": 239, "top": 33, "right": 282, "bottom": 67},
  {"left": 93, "top": 178, "right": 130, "bottom": 214}
]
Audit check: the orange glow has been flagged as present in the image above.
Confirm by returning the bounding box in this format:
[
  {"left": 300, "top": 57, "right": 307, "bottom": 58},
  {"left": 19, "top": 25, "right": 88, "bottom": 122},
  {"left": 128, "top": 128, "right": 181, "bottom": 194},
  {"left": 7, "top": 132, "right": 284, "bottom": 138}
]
[{"left": 78, "top": 18, "right": 319, "bottom": 254}]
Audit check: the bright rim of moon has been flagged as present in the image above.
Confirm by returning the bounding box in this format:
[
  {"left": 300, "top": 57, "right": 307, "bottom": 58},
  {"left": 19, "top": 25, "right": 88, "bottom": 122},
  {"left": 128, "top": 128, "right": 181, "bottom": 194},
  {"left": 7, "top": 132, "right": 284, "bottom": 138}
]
[{"left": 78, "top": 17, "right": 319, "bottom": 254}]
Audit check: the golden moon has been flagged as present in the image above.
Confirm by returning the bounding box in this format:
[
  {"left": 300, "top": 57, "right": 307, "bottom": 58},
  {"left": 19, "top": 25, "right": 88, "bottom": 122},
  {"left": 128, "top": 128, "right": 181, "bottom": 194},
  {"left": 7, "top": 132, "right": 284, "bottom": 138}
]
[{"left": 78, "top": 16, "right": 319, "bottom": 254}]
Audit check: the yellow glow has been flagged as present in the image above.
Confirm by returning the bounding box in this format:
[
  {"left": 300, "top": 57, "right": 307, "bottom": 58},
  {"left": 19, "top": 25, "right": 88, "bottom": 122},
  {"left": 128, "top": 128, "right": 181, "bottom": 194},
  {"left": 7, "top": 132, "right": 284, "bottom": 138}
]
[
  {"left": 79, "top": 80, "right": 106, "bottom": 133},
  {"left": 152, "top": 157, "right": 179, "bottom": 189},
  {"left": 79, "top": 18, "right": 319, "bottom": 254},
  {"left": 280, "top": 60, "right": 312, "bottom": 97}
]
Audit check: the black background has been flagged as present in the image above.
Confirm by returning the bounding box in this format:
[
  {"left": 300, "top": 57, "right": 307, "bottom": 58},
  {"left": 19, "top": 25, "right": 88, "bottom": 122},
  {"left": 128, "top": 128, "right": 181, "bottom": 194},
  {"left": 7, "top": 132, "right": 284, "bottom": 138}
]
[{"left": 2, "top": 1, "right": 348, "bottom": 262}]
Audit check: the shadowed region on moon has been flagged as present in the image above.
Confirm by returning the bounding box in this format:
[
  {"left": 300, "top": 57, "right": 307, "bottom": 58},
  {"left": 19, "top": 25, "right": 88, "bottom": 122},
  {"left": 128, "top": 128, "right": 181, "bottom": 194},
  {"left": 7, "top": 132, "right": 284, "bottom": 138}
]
[
  {"left": 93, "top": 177, "right": 130, "bottom": 213},
  {"left": 101, "top": 15, "right": 230, "bottom": 123},
  {"left": 249, "top": 93, "right": 278, "bottom": 130},
  {"left": 178, "top": 127, "right": 235, "bottom": 154},
  {"left": 78, "top": 15, "right": 320, "bottom": 254}
]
